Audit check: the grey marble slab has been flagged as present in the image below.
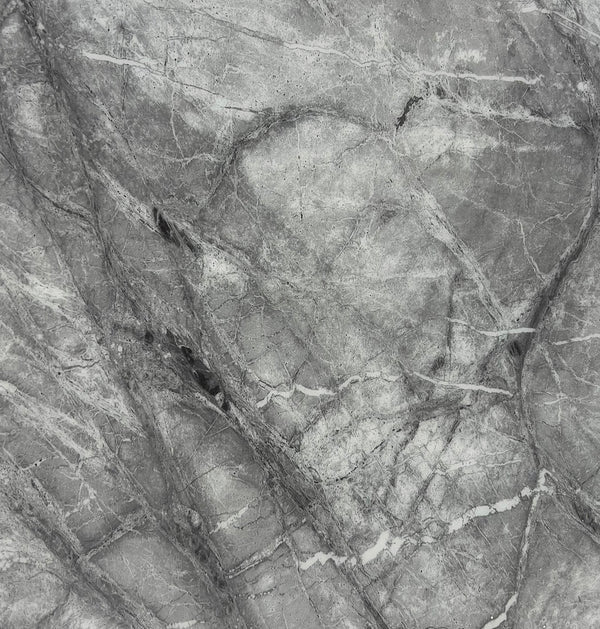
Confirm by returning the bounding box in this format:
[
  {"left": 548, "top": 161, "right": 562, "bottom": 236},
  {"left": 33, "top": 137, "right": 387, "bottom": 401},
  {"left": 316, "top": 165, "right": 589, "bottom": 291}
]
[{"left": 0, "top": 0, "right": 599, "bottom": 627}]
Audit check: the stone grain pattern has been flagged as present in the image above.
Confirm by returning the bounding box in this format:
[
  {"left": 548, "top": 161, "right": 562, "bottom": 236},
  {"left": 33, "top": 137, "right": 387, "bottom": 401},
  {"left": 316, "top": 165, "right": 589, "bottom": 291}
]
[{"left": 0, "top": 0, "right": 599, "bottom": 627}]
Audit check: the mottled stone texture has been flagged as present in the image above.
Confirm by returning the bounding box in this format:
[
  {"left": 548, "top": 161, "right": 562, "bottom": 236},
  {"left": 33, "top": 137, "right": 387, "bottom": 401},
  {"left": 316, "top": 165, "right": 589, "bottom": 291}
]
[{"left": 0, "top": 0, "right": 600, "bottom": 627}]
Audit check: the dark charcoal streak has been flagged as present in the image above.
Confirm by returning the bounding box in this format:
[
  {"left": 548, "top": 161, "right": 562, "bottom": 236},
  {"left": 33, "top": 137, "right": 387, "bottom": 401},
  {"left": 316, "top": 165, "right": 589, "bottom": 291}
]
[
  {"left": 395, "top": 95, "right": 424, "bottom": 129},
  {"left": 153, "top": 206, "right": 197, "bottom": 251},
  {"left": 166, "top": 330, "right": 225, "bottom": 400},
  {"left": 153, "top": 206, "right": 175, "bottom": 242}
]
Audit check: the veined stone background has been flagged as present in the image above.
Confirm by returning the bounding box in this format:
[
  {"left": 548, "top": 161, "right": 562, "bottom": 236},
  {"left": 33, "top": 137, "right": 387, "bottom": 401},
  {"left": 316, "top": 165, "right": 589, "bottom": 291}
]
[{"left": 0, "top": 0, "right": 600, "bottom": 627}]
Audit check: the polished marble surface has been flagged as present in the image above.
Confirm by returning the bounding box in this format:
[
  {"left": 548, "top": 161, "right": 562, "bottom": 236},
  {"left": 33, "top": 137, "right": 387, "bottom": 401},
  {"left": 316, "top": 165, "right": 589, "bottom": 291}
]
[{"left": 1, "top": 0, "right": 600, "bottom": 627}]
